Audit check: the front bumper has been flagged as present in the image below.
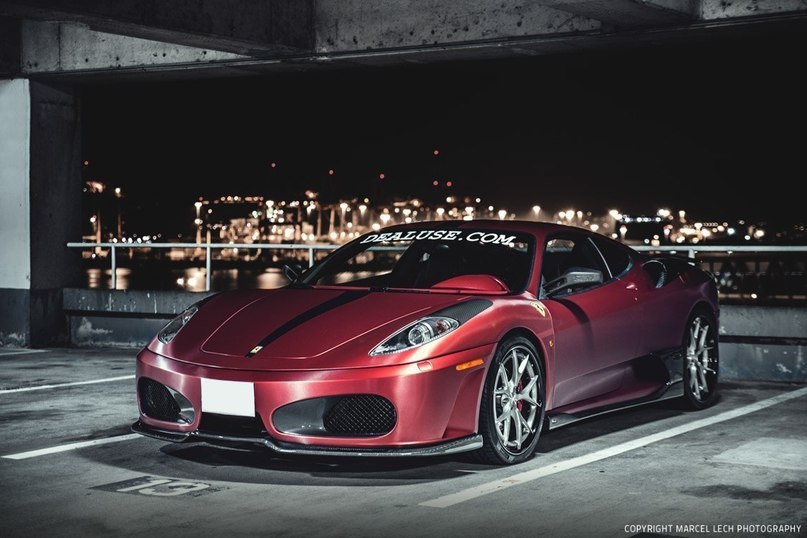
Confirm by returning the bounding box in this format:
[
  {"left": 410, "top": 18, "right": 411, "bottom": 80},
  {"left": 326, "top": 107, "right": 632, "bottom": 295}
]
[{"left": 135, "top": 343, "right": 496, "bottom": 454}]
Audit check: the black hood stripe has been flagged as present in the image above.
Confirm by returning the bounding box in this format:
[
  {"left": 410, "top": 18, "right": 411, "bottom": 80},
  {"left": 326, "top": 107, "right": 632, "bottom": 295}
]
[
  {"left": 245, "top": 290, "right": 371, "bottom": 358},
  {"left": 432, "top": 298, "right": 492, "bottom": 323}
]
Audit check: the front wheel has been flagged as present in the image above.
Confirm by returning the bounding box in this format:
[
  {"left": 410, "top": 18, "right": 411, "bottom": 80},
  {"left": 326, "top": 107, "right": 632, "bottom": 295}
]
[
  {"left": 682, "top": 312, "right": 719, "bottom": 409},
  {"left": 473, "top": 336, "right": 545, "bottom": 465}
]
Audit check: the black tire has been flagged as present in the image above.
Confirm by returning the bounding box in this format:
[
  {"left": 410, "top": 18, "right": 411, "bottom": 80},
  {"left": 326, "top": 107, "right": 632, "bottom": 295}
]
[
  {"left": 472, "top": 336, "right": 545, "bottom": 465},
  {"left": 682, "top": 311, "right": 719, "bottom": 409}
]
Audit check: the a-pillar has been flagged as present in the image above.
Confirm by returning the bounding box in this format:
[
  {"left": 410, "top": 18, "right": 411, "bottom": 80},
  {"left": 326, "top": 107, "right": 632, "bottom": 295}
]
[{"left": 0, "top": 78, "right": 81, "bottom": 347}]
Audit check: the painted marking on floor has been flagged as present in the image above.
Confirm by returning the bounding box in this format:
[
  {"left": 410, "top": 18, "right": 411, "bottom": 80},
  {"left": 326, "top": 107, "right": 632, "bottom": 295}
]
[
  {"left": 93, "top": 476, "right": 224, "bottom": 498},
  {"left": 0, "top": 375, "right": 135, "bottom": 394},
  {"left": 2, "top": 433, "right": 141, "bottom": 460},
  {"left": 0, "top": 349, "right": 48, "bottom": 357},
  {"left": 420, "top": 386, "right": 807, "bottom": 508}
]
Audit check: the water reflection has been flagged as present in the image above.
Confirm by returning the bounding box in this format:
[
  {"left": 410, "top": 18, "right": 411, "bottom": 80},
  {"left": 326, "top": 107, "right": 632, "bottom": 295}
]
[
  {"left": 176, "top": 268, "right": 206, "bottom": 292},
  {"left": 85, "top": 267, "right": 132, "bottom": 289}
]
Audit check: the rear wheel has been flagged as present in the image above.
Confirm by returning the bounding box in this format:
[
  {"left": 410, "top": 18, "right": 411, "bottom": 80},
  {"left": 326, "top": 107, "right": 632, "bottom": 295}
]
[
  {"left": 682, "top": 312, "right": 719, "bottom": 409},
  {"left": 473, "top": 336, "right": 545, "bottom": 465}
]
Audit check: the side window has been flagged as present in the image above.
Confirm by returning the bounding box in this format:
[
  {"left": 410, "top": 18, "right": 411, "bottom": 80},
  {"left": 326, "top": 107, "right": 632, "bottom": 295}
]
[
  {"left": 591, "top": 236, "right": 632, "bottom": 278},
  {"left": 540, "top": 235, "right": 607, "bottom": 297}
]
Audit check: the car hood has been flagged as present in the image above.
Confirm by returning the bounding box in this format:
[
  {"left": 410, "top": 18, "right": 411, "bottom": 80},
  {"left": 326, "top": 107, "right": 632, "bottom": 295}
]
[{"left": 160, "top": 287, "right": 475, "bottom": 370}]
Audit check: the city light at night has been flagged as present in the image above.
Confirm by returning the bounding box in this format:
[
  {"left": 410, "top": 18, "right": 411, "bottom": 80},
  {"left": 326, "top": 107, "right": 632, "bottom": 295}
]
[{"left": 82, "top": 159, "right": 806, "bottom": 252}]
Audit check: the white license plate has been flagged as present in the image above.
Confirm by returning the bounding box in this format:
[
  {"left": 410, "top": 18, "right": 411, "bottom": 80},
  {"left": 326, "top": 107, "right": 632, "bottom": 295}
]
[{"left": 200, "top": 378, "right": 255, "bottom": 417}]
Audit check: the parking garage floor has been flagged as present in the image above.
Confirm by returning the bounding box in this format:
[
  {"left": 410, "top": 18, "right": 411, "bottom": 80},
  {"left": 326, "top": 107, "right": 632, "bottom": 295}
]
[{"left": 1, "top": 348, "right": 805, "bottom": 538}]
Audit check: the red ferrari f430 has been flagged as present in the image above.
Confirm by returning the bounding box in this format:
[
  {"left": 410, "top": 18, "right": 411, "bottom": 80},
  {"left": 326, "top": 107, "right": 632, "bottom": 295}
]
[{"left": 133, "top": 221, "right": 719, "bottom": 465}]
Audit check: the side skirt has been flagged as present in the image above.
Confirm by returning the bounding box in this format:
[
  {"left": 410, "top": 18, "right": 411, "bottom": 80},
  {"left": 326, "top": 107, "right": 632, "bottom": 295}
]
[
  {"left": 546, "top": 381, "right": 684, "bottom": 430},
  {"left": 546, "top": 345, "right": 686, "bottom": 431}
]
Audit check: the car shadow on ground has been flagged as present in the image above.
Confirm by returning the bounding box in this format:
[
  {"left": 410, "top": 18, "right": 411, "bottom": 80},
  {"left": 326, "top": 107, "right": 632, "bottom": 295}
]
[
  {"left": 80, "top": 439, "right": 490, "bottom": 486},
  {"left": 163, "top": 442, "right": 480, "bottom": 484}
]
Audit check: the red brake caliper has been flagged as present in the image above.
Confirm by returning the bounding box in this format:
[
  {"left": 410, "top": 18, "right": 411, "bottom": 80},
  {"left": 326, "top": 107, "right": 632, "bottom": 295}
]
[{"left": 516, "top": 381, "right": 524, "bottom": 412}]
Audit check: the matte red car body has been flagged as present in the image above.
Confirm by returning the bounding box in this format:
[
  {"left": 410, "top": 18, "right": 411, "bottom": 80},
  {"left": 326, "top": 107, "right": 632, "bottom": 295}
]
[{"left": 134, "top": 221, "right": 718, "bottom": 454}]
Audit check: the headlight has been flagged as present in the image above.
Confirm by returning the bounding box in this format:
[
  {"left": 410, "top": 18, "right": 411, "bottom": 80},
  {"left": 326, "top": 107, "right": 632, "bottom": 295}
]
[
  {"left": 370, "top": 316, "right": 459, "bottom": 356},
  {"left": 158, "top": 305, "right": 199, "bottom": 344}
]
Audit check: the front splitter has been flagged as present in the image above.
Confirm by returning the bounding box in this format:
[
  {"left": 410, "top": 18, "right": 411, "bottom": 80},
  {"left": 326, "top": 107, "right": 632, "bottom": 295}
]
[{"left": 132, "top": 420, "right": 483, "bottom": 458}]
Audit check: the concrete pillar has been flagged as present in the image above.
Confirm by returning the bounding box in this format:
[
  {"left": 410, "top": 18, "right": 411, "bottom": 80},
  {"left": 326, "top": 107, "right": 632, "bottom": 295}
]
[{"left": 0, "top": 78, "right": 81, "bottom": 347}]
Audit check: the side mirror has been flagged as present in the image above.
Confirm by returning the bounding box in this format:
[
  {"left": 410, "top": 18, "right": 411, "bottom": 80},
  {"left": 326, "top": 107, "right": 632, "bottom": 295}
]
[
  {"left": 283, "top": 262, "right": 303, "bottom": 283},
  {"left": 544, "top": 269, "right": 603, "bottom": 296}
]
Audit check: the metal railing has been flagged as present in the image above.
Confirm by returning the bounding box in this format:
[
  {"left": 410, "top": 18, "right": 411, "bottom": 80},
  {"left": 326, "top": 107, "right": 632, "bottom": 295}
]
[
  {"left": 632, "top": 245, "right": 807, "bottom": 257},
  {"left": 67, "top": 242, "right": 807, "bottom": 299}
]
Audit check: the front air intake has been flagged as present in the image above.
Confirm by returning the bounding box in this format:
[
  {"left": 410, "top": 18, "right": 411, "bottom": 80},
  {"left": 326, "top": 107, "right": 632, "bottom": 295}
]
[
  {"left": 138, "top": 378, "right": 194, "bottom": 424},
  {"left": 323, "top": 395, "right": 396, "bottom": 436}
]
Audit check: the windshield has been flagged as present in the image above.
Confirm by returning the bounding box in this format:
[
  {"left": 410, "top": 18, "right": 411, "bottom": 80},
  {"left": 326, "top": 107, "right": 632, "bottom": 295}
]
[{"left": 301, "top": 228, "right": 534, "bottom": 292}]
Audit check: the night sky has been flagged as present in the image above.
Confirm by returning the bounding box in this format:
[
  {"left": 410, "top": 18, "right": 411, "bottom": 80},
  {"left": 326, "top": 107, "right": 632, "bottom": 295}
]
[{"left": 82, "top": 29, "right": 806, "bottom": 236}]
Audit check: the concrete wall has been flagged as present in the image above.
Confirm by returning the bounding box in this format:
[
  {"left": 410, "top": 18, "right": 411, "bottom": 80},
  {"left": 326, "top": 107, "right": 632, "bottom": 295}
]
[
  {"left": 719, "top": 305, "right": 807, "bottom": 338},
  {"left": 28, "top": 81, "right": 82, "bottom": 346},
  {"left": 719, "top": 305, "right": 806, "bottom": 383},
  {"left": 0, "top": 16, "right": 21, "bottom": 78},
  {"left": 60, "top": 288, "right": 807, "bottom": 382},
  {"left": 64, "top": 288, "right": 214, "bottom": 348},
  {"left": 0, "top": 79, "right": 81, "bottom": 347}
]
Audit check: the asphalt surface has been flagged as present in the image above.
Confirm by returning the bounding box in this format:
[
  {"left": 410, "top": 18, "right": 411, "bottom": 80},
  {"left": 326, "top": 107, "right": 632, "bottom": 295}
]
[{"left": 0, "top": 348, "right": 805, "bottom": 538}]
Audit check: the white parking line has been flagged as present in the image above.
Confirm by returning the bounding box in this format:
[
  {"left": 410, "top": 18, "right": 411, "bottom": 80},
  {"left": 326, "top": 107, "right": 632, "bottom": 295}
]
[
  {"left": 2, "top": 434, "right": 142, "bottom": 460},
  {"left": 420, "top": 386, "right": 807, "bottom": 508},
  {"left": 0, "top": 375, "right": 135, "bottom": 394},
  {"left": 0, "top": 349, "right": 47, "bottom": 357}
]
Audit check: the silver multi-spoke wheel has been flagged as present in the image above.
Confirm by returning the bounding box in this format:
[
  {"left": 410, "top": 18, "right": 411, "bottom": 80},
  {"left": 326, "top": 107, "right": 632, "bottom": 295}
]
[
  {"left": 683, "top": 313, "right": 719, "bottom": 408},
  {"left": 493, "top": 346, "right": 541, "bottom": 453},
  {"left": 474, "top": 336, "right": 545, "bottom": 465}
]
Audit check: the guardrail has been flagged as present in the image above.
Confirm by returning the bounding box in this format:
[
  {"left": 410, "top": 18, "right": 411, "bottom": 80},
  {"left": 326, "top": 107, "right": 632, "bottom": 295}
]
[
  {"left": 633, "top": 245, "right": 807, "bottom": 256},
  {"left": 67, "top": 242, "right": 807, "bottom": 298}
]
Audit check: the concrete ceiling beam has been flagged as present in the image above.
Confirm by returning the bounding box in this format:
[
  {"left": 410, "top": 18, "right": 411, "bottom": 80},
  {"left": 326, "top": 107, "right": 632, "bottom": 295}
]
[
  {"left": 534, "top": 0, "right": 695, "bottom": 27},
  {"left": 0, "top": 0, "right": 313, "bottom": 55}
]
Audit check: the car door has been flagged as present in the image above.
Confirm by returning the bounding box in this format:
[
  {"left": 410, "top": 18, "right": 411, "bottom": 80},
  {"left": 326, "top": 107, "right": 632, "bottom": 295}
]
[{"left": 540, "top": 233, "right": 643, "bottom": 409}]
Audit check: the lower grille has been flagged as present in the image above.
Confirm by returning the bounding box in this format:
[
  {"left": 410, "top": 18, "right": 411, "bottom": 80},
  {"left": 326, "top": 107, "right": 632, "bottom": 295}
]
[
  {"left": 139, "top": 378, "right": 180, "bottom": 422},
  {"left": 198, "top": 413, "right": 267, "bottom": 437},
  {"left": 323, "top": 395, "right": 396, "bottom": 436}
]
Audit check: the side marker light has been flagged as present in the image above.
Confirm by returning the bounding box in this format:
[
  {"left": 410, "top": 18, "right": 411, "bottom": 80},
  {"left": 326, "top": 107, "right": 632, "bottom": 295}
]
[{"left": 456, "top": 358, "right": 484, "bottom": 371}]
